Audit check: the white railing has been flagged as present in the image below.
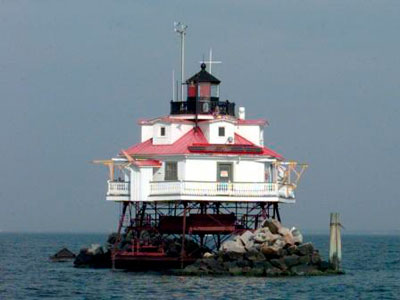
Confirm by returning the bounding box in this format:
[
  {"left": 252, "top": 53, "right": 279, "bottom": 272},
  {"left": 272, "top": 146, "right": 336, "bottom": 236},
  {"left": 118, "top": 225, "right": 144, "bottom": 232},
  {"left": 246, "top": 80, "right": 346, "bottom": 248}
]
[
  {"left": 107, "top": 180, "right": 130, "bottom": 196},
  {"left": 149, "top": 181, "right": 295, "bottom": 198}
]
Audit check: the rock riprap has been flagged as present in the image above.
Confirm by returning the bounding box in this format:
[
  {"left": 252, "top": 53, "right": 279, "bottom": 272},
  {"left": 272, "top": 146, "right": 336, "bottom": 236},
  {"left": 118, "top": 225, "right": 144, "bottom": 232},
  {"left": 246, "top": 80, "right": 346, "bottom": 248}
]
[{"left": 181, "top": 219, "right": 338, "bottom": 276}]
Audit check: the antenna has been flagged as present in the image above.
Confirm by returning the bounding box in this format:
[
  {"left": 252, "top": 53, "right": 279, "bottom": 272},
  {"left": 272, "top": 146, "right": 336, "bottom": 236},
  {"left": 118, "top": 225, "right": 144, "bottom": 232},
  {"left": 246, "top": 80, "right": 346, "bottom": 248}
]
[
  {"left": 174, "top": 22, "right": 188, "bottom": 102},
  {"left": 172, "top": 70, "right": 175, "bottom": 101},
  {"left": 199, "top": 48, "right": 221, "bottom": 74}
]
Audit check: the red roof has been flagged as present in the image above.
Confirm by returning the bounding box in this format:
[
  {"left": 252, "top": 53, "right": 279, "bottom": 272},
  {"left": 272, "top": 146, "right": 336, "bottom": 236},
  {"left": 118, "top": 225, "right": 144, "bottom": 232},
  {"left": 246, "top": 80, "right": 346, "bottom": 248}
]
[
  {"left": 124, "top": 128, "right": 208, "bottom": 156},
  {"left": 131, "top": 159, "right": 162, "bottom": 167},
  {"left": 123, "top": 128, "right": 282, "bottom": 158},
  {"left": 237, "top": 119, "right": 269, "bottom": 126},
  {"left": 234, "top": 133, "right": 283, "bottom": 158}
]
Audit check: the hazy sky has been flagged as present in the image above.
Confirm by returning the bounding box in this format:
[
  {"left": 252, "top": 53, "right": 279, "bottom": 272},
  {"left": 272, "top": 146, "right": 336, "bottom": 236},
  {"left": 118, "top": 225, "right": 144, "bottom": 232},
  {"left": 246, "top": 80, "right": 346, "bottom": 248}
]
[{"left": 1, "top": 0, "right": 399, "bottom": 233}]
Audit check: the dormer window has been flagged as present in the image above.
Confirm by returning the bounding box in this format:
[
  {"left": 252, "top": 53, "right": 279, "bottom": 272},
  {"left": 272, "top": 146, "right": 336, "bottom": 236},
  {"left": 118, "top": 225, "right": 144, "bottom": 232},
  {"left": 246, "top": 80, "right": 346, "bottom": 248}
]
[
  {"left": 218, "top": 127, "right": 225, "bottom": 137},
  {"left": 160, "top": 127, "right": 166, "bottom": 137}
]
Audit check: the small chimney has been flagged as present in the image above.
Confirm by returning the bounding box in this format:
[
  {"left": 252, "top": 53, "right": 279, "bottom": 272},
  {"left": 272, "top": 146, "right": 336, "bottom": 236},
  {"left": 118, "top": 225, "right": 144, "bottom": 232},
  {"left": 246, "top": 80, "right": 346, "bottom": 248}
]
[{"left": 238, "top": 107, "right": 245, "bottom": 120}]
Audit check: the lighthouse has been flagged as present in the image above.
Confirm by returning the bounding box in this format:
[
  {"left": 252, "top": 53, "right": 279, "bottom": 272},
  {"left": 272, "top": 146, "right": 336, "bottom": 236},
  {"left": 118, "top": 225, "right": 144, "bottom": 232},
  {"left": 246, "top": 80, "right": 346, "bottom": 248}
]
[{"left": 94, "top": 52, "right": 307, "bottom": 270}]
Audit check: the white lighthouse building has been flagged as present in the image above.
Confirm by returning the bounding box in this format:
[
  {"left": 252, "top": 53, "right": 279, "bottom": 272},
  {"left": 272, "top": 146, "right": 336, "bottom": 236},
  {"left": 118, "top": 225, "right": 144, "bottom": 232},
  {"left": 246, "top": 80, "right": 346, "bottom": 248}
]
[
  {"left": 103, "top": 63, "right": 304, "bottom": 207},
  {"left": 95, "top": 60, "right": 306, "bottom": 269}
]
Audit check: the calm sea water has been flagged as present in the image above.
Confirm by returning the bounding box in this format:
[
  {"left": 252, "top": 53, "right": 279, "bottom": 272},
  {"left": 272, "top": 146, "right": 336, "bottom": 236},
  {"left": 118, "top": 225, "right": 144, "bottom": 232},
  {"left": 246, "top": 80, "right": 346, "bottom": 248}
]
[{"left": 0, "top": 233, "right": 399, "bottom": 299}]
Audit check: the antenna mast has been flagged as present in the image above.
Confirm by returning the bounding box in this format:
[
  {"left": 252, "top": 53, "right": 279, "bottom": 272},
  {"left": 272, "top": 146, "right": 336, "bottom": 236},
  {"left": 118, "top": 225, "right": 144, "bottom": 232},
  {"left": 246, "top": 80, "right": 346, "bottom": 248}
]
[{"left": 174, "top": 22, "right": 188, "bottom": 102}]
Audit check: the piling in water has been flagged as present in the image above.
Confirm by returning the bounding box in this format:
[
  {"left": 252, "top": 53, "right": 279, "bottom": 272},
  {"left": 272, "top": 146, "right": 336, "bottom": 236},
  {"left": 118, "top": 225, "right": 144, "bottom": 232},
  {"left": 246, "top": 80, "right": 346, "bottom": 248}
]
[{"left": 329, "top": 212, "right": 342, "bottom": 271}]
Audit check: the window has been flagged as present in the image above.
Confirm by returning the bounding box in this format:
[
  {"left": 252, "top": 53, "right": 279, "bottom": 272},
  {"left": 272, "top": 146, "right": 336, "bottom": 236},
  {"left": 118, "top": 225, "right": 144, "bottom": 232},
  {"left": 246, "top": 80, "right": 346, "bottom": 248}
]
[
  {"left": 160, "top": 127, "right": 166, "bottom": 137},
  {"left": 218, "top": 126, "right": 225, "bottom": 137},
  {"left": 164, "top": 162, "right": 178, "bottom": 181}
]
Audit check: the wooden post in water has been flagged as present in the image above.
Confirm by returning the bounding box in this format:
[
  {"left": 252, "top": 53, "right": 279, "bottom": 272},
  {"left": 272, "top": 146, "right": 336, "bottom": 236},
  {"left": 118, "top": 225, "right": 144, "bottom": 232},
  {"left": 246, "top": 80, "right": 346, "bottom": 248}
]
[{"left": 329, "top": 212, "right": 342, "bottom": 271}]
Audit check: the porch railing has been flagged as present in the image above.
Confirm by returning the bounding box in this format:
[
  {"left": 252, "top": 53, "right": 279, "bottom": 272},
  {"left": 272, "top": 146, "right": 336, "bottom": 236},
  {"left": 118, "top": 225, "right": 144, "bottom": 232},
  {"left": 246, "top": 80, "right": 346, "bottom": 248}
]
[
  {"left": 149, "top": 181, "right": 294, "bottom": 198},
  {"left": 107, "top": 180, "right": 130, "bottom": 196}
]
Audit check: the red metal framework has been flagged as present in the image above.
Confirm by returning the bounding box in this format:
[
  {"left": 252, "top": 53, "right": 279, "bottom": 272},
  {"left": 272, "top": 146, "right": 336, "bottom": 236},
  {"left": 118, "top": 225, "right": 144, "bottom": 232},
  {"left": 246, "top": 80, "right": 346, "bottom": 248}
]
[{"left": 111, "top": 201, "right": 281, "bottom": 270}]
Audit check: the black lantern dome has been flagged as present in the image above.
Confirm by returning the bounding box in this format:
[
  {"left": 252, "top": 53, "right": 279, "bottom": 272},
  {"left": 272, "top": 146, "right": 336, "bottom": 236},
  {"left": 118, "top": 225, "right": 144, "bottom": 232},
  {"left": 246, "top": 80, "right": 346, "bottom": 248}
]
[
  {"left": 186, "top": 63, "right": 221, "bottom": 102},
  {"left": 170, "top": 64, "right": 235, "bottom": 116}
]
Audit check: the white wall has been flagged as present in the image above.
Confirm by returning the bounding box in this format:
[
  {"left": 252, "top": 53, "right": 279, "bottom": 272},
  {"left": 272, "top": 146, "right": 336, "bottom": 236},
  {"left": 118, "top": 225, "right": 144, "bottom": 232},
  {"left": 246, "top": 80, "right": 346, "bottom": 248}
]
[
  {"left": 184, "top": 159, "right": 217, "bottom": 181},
  {"left": 170, "top": 123, "right": 193, "bottom": 143},
  {"left": 236, "top": 125, "right": 262, "bottom": 146},
  {"left": 234, "top": 160, "right": 265, "bottom": 182},
  {"left": 140, "top": 167, "right": 153, "bottom": 201},
  {"left": 129, "top": 166, "right": 141, "bottom": 201},
  {"left": 183, "top": 158, "right": 265, "bottom": 183},
  {"left": 141, "top": 125, "right": 153, "bottom": 142},
  {"left": 152, "top": 122, "right": 171, "bottom": 145},
  {"left": 198, "top": 121, "right": 235, "bottom": 144},
  {"left": 152, "top": 122, "right": 193, "bottom": 145}
]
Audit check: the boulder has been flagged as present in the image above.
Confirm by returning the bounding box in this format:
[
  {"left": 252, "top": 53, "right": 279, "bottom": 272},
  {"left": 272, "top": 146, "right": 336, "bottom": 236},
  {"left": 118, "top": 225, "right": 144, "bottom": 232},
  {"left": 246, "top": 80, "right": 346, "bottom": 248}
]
[
  {"left": 228, "top": 266, "right": 243, "bottom": 276},
  {"left": 260, "top": 244, "right": 284, "bottom": 258},
  {"left": 220, "top": 240, "right": 246, "bottom": 254},
  {"left": 261, "top": 219, "right": 282, "bottom": 234},
  {"left": 265, "top": 266, "right": 282, "bottom": 276},
  {"left": 290, "top": 264, "right": 319, "bottom": 276},
  {"left": 272, "top": 238, "right": 286, "bottom": 249},
  {"left": 283, "top": 254, "right": 300, "bottom": 268},
  {"left": 297, "top": 242, "right": 314, "bottom": 256},
  {"left": 87, "top": 244, "right": 104, "bottom": 256},
  {"left": 239, "top": 231, "right": 254, "bottom": 245},
  {"left": 298, "top": 254, "right": 311, "bottom": 265},
  {"left": 287, "top": 245, "right": 297, "bottom": 255},
  {"left": 203, "top": 252, "right": 214, "bottom": 258},
  {"left": 278, "top": 226, "right": 291, "bottom": 236},
  {"left": 319, "top": 261, "right": 333, "bottom": 272},
  {"left": 244, "top": 248, "right": 265, "bottom": 262},
  {"left": 254, "top": 227, "right": 281, "bottom": 244},
  {"left": 290, "top": 227, "right": 303, "bottom": 245},
  {"left": 50, "top": 248, "right": 76, "bottom": 261},
  {"left": 270, "top": 258, "right": 287, "bottom": 271},
  {"left": 311, "top": 252, "right": 322, "bottom": 265},
  {"left": 282, "top": 233, "right": 295, "bottom": 247}
]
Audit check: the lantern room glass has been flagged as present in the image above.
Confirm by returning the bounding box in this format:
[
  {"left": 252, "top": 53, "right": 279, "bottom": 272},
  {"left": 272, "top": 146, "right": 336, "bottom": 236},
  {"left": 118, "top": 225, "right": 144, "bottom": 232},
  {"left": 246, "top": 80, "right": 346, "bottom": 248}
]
[
  {"left": 211, "top": 84, "right": 219, "bottom": 98},
  {"left": 198, "top": 83, "right": 211, "bottom": 99}
]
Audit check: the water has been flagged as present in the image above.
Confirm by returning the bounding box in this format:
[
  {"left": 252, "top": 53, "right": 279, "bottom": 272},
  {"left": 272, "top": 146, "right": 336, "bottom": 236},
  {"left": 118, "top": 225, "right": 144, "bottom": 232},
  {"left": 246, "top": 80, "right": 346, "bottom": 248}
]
[{"left": 0, "top": 233, "right": 399, "bottom": 299}]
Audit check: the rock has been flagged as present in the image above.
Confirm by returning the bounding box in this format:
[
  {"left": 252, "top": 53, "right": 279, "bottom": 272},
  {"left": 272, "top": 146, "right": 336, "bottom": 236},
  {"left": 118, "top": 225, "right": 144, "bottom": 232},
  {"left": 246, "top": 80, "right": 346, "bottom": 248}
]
[
  {"left": 270, "top": 258, "right": 287, "bottom": 271},
  {"left": 203, "top": 252, "right": 214, "bottom": 258},
  {"left": 299, "top": 254, "right": 310, "bottom": 265},
  {"left": 311, "top": 252, "right": 322, "bottom": 265},
  {"left": 278, "top": 226, "right": 291, "bottom": 236},
  {"left": 246, "top": 266, "right": 264, "bottom": 276},
  {"left": 254, "top": 227, "right": 281, "bottom": 244},
  {"left": 283, "top": 254, "right": 300, "bottom": 268},
  {"left": 74, "top": 247, "right": 111, "bottom": 268},
  {"left": 87, "top": 244, "right": 104, "bottom": 256},
  {"left": 220, "top": 240, "right": 246, "bottom": 254},
  {"left": 290, "top": 264, "right": 319, "bottom": 276},
  {"left": 239, "top": 231, "right": 254, "bottom": 246},
  {"left": 283, "top": 233, "right": 295, "bottom": 247},
  {"left": 260, "top": 244, "right": 283, "bottom": 258},
  {"left": 244, "top": 249, "right": 265, "bottom": 262},
  {"left": 50, "top": 248, "right": 76, "bottom": 261},
  {"left": 261, "top": 219, "right": 282, "bottom": 234},
  {"left": 265, "top": 266, "right": 282, "bottom": 276},
  {"left": 223, "top": 251, "right": 244, "bottom": 261},
  {"left": 272, "top": 238, "right": 286, "bottom": 249},
  {"left": 297, "top": 242, "right": 314, "bottom": 256},
  {"left": 290, "top": 227, "right": 303, "bottom": 245},
  {"left": 287, "top": 245, "right": 297, "bottom": 255},
  {"left": 228, "top": 266, "right": 243, "bottom": 276},
  {"left": 319, "top": 261, "right": 332, "bottom": 272},
  {"left": 223, "top": 261, "right": 238, "bottom": 270}
]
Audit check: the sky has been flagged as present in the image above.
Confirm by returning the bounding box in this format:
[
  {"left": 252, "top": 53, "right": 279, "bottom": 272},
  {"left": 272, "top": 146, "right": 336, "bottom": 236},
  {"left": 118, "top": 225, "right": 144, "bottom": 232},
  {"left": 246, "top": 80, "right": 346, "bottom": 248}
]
[{"left": 0, "top": 0, "right": 399, "bottom": 233}]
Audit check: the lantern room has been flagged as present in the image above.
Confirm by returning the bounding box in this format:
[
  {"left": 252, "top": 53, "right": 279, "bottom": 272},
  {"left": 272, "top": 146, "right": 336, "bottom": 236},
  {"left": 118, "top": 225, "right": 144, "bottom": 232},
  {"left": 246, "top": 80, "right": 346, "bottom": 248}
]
[{"left": 186, "top": 63, "right": 221, "bottom": 102}]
